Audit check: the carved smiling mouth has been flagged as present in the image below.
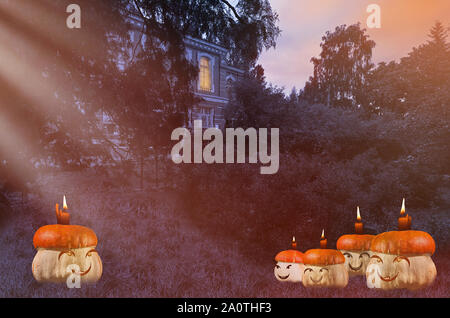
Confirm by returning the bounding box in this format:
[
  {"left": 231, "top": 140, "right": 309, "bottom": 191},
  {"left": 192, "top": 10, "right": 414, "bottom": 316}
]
[
  {"left": 349, "top": 262, "right": 363, "bottom": 271},
  {"left": 277, "top": 274, "right": 290, "bottom": 280},
  {"left": 310, "top": 276, "right": 323, "bottom": 284},
  {"left": 78, "top": 264, "right": 92, "bottom": 277},
  {"left": 377, "top": 270, "right": 398, "bottom": 282}
]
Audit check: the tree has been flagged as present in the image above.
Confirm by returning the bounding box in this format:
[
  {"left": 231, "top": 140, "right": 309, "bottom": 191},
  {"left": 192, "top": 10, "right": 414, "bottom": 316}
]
[
  {"left": 105, "top": 0, "right": 281, "bottom": 189},
  {"left": 225, "top": 65, "right": 287, "bottom": 129},
  {"left": 428, "top": 21, "right": 448, "bottom": 49},
  {"left": 131, "top": 0, "right": 280, "bottom": 69},
  {"left": 0, "top": 0, "right": 281, "bottom": 195},
  {"left": 366, "top": 21, "right": 450, "bottom": 115},
  {"left": 303, "top": 23, "right": 375, "bottom": 108}
]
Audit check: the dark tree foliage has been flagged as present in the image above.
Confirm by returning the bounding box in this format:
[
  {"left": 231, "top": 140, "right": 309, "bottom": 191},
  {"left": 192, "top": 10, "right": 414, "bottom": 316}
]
[
  {"left": 106, "top": 0, "right": 280, "bottom": 187},
  {"left": 226, "top": 65, "right": 287, "bottom": 129},
  {"left": 367, "top": 22, "right": 450, "bottom": 116},
  {"left": 0, "top": 0, "right": 280, "bottom": 195},
  {"left": 208, "top": 22, "right": 449, "bottom": 254},
  {"left": 131, "top": 0, "right": 281, "bottom": 68},
  {"left": 301, "top": 23, "right": 375, "bottom": 108}
]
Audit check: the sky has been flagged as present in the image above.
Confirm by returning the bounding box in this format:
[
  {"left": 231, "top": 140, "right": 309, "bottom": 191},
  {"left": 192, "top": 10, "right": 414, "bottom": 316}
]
[{"left": 258, "top": 0, "right": 450, "bottom": 92}]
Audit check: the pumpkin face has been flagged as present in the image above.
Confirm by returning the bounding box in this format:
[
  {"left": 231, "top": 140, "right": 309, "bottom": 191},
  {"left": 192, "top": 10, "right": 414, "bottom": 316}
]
[
  {"left": 32, "top": 246, "right": 102, "bottom": 283},
  {"left": 32, "top": 224, "right": 103, "bottom": 284},
  {"left": 302, "top": 264, "right": 348, "bottom": 288},
  {"left": 366, "top": 230, "right": 436, "bottom": 290},
  {"left": 337, "top": 234, "right": 374, "bottom": 276},
  {"left": 274, "top": 262, "right": 305, "bottom": 282},
  {"left": 366, "top": 253, "right": 436, "bottom": 290},
  {"left": 274, "top": 249, "right": 304, "bottom": 283},
  {"left": 340, "top": 250, "right": 372, "bottom": 276},
  {"left": 302, "top": 249, "right": 348, "bottom": 288}
]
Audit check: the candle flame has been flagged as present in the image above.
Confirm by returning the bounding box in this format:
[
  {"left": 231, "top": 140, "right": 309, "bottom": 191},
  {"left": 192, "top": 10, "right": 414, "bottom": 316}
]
[
  {"left": 321, "top": 229, "right": 325, "bottom": 239},
  {"left": 292, "top": 236, "right": 296, "bottom": 243},
  {"left": 357, "top": 206, "right": 361, "bottom": 221},
  {"left": 400, "top": 198, "right": 406, "bottom": 216},
  {"left": 63, "top": 195, "right": 68, "bottom": 210}
]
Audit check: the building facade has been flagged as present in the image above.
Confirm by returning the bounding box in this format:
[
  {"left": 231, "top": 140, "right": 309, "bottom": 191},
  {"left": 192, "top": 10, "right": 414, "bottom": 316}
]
[
  {"left": 126, "top": 14, "right": 244, "bottom": 129},
  {"left": 184, "top": 36, "right": 244, "bottom": 129}
]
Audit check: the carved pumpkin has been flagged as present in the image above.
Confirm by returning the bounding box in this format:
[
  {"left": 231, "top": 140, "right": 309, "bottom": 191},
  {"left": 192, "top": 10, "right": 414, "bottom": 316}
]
[
  {"left": 274, "top": 250, "right": 305, "bottom": 283},
  {"left": 302, "top": 249, "right": 348, "bottom": 288},
  {"left": 337, "top": 234, "right": 374, "bottom": 276},
  {"left": 366, "top": 230, "right": 436, "bottom": 290},
  {"left": 32, "top": 224, "right": 103, "bottom": 284},
  {"left": 274, "top": 237, "right": 305, "bottom": 283}
]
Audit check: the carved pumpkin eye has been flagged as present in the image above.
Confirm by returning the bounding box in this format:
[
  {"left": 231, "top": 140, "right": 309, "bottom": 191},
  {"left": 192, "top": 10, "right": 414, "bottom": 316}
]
[
  {"left": 286, "top": 265, "right": 292, "bottom": 269},
  {"left": 58, "top": 250, "right": 75, "bottom": 260},
  {"left": 304, "top": 268, "right": 313, "bottom": 274},
  {"left": 343, "top": 252, "right": 352, "bottom": 258},
  {"left": 393, "top": 256, "right": 410, "bottom": 266},
  {"left": 319, "top": 268, "right": 329, "bottom": 273},
  {"left": 86, "top": 249, "right": 98, "bottom": 257},
  {"left": 359, "top": 252, "right": 370, "bottom": 259},
  {"left": 371, "top": 255, "right": 383, "bottom": 263},
  {"left": 275, "top": 265, "right": 280, "bottom": 269}
]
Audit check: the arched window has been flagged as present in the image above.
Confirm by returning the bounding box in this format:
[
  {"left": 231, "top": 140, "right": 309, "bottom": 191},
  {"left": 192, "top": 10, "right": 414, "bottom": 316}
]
[{"left": 199, "top": 56, "right": 212, "bottom": 92}]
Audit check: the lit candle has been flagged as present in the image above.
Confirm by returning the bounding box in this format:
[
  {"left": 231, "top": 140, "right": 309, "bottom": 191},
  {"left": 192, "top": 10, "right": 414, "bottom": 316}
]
[
  {"left": 55, "top": 195, "right": 70, "bottom": 225},
  {"left": 320, "top": 229, "right": 327, "bottom": 249},
  {"left": 398, "top": 198, "right": 411, "bottom": 231},
  {"left": 292, "top": 236, "right": 297, "bottom": 250},
  {"left": 355, "top": 206, "right": 363, "bottom": 234}
]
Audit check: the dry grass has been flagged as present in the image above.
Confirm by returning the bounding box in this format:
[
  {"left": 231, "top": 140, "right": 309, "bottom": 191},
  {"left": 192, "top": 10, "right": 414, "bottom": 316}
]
[{"left": 0, "top": 170, "right": 448, "bottom": 297}]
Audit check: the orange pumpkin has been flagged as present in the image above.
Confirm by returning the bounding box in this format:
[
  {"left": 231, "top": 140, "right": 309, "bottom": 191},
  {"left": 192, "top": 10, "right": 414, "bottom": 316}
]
[
  {"left": 302, "top": 249, "right": 348, "bottom": 288},
  {"left": 32, "top": 224, "right": 103, "bottom": 284},
  {"left": 370, "top": 231, "right": 435, "bottom": 256},
  {"left": 275, "top": 250, "right": 304, "bottom": 264},
  {"left": 337, "top": 234, "right": 375, "bottom": 276},
  {"left": 32, "top": 201, "right": 103, "bottom": 285},
  {"left": 366, "top": 230, "right": 436, "bottom": 290},
  {"left": 274, "top": 239, "right": 305, "bottom": 283},
  {"left": 33, "top": 225, "right": 98, "bottom": 250}
]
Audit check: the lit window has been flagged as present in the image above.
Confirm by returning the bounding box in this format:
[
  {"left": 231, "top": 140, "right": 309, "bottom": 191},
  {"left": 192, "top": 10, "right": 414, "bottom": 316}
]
[{"left": 199, "top": 57, "right": 212, "bottom": 92}]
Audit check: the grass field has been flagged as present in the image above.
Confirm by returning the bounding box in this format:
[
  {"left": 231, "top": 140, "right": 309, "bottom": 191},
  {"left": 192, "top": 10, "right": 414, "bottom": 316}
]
[{"left": 0, "top": 169, "right": 448, "bottom": 297}]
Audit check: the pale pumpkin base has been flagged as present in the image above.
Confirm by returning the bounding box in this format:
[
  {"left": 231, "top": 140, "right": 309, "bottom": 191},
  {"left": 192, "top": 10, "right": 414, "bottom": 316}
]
[
  {"left": 366, "top": 253, "right": 436, "bottom": 290},
  {"left": 302, "top": 263, "right": 348, "bottom": 288},
  {"left": 274, "top": 261, "right": 304, "bottom": 283},
  {"left": 32, "top": 246, "right": 103, "bottom": 284},
  {"left": 339, "top": 250, "right": 372, "bottom": 276}
]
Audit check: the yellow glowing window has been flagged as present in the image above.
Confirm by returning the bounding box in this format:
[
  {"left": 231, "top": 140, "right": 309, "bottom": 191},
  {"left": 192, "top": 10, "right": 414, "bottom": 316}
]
[{"left": 199, "top": 57, "right": 212, "bottom": 92}]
